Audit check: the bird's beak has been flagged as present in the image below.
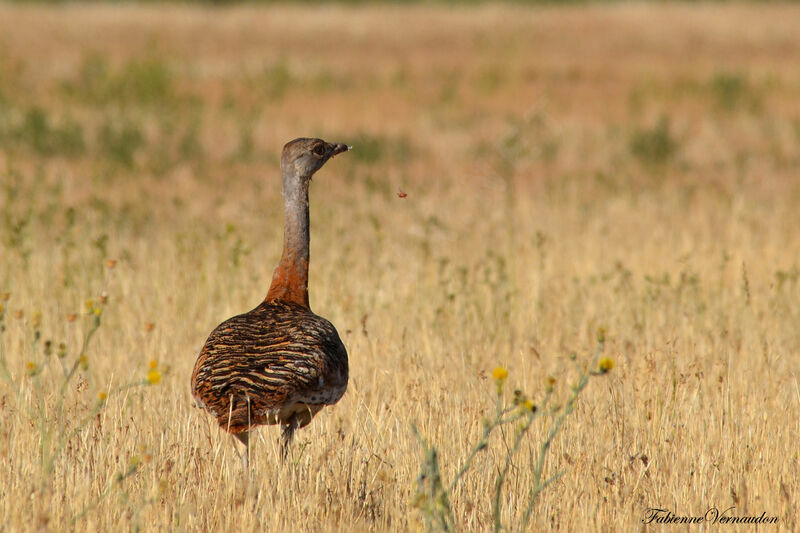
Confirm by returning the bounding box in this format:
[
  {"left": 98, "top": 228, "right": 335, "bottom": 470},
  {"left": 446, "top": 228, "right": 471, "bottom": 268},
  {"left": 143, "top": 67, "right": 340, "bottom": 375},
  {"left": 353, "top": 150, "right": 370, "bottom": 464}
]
[{"left": 329, "top": 143, "right": 351, "bottom": 157}]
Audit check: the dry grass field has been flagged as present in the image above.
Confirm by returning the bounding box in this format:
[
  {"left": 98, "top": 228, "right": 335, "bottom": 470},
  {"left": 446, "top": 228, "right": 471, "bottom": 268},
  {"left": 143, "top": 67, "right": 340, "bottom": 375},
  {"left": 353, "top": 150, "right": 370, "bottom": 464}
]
[{"left": 1, "top": 3, "right": 799, "bottom": 531}]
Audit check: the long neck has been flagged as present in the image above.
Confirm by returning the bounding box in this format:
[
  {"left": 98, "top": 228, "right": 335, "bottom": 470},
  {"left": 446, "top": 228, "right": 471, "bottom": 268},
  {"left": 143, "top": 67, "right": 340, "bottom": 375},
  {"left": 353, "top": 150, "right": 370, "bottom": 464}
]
[{"left": 266, "top": 168, "right": 310, "bottom": 307}]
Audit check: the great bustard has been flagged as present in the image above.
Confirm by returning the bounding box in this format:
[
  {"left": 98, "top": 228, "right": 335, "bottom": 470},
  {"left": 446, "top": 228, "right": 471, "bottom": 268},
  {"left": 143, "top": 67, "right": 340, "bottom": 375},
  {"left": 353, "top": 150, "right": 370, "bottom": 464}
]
[{"left": 191, "top": 138, "right": 350, "bottom": 466}]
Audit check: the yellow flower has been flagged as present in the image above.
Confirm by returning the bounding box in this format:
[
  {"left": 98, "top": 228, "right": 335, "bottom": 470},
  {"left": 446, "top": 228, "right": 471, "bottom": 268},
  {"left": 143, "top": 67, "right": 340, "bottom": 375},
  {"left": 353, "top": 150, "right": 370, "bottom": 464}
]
[
  {"left": 491, "top": 366, "right": 508, "bottom": 381},
  {"left": 148, "top": 359, "right": 158, "bottom": 370},
  {"left": 98, "top": 391, "right": 107, "bottom": 401},
  {"left": 26, "top": 361, "right": 38, "bottom": 375},
  {"left": 147, "top": 369, "right": 162, "bottom": 385},
  {"left": 85, "top": 300, "right": 95, "bottom": 311},
  {"left": 79, "top": 354, "right": 88, "bottom": 370},
  {"left": 93, "top": 307, "right": 102, "bottom": 316},
  {"left": 598, "top": 357, "right": 615, "bottom": 373},
  {"left": 522, "top": 398, "right": 536, "bottom": 412}
]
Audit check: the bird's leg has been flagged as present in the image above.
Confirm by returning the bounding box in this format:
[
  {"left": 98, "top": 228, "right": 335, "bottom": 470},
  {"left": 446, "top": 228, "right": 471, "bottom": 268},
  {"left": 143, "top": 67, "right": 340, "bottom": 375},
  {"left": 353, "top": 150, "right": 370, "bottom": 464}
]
[
  {"left": 234, "top": 431, "right": 250, "bottom": 472},
  {"left": 280, "top": 416, "right": 299, "bottom": 462}
]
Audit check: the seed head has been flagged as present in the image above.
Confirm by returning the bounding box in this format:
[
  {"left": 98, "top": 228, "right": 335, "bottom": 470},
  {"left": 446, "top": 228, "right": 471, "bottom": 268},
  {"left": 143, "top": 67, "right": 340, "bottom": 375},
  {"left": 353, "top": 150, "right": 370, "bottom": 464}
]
[{"left": 512, "top": 389, "right": 522, "bottom": 404}]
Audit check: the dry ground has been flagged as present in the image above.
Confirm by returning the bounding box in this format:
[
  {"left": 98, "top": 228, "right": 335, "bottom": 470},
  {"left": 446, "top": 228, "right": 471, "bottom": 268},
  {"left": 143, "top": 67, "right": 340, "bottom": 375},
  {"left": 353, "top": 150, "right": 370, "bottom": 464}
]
[{"left": 1, "top": 3, "right": 799, "bottom": 531}]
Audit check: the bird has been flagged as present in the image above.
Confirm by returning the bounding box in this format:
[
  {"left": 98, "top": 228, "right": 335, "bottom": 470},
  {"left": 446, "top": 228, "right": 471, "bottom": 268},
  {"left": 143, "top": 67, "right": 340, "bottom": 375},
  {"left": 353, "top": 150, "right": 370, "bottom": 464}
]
[{"left": 191, "top": 138, "right": 351, "bottom": 467}]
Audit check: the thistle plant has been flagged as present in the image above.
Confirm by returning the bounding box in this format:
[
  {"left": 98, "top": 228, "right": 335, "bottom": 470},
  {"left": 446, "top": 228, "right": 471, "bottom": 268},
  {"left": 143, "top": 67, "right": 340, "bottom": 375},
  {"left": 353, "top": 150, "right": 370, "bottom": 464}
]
[
  {"left": 413, "top": 328, "right": 615, "bottom": 532},
  {"left": 0, "top": 261, "right": 164, "bottom": 523}
]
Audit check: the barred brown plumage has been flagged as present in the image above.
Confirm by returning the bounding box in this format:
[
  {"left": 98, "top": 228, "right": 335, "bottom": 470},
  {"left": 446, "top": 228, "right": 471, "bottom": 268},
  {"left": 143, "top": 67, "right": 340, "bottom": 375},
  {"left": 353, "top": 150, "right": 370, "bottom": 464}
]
[{"left": 191, "top": 138, "right": 351, "bottom": 466}]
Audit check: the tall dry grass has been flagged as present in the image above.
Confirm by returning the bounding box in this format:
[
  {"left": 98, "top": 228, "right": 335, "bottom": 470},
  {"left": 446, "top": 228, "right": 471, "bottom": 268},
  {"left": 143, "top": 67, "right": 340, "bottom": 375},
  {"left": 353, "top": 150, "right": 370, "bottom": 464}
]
[{"left": 1, "top": 4, "right": 799, "bottom": 531}]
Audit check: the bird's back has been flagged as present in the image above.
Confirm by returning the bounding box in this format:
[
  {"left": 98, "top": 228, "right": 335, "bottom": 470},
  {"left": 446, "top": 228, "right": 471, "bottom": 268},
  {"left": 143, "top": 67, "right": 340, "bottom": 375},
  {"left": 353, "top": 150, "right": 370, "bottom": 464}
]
[{"left": 191, "top": 300, "right": 348, "bottom": 434}]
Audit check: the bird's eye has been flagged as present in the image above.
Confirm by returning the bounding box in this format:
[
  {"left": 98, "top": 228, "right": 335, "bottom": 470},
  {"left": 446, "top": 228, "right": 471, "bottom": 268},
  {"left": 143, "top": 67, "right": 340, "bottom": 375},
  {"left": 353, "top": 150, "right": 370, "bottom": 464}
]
[{"left": 313, "top": 145, "right": 325, "bottom": 157}]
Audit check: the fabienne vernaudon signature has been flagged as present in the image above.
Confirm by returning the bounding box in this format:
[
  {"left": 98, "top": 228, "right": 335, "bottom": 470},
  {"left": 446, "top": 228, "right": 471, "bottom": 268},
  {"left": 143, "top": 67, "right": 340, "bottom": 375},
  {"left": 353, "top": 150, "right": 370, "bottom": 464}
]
[{"left": 643, "top": 507, "right": 780, "bottom": 525}]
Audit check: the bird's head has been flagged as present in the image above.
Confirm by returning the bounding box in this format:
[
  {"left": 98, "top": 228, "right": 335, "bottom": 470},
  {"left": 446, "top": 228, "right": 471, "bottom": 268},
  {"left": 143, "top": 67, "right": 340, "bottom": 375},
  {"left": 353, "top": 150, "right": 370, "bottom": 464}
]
[{"left": 281, "top": 138, "right": 351, "bottom": 180}]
